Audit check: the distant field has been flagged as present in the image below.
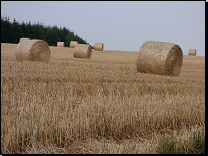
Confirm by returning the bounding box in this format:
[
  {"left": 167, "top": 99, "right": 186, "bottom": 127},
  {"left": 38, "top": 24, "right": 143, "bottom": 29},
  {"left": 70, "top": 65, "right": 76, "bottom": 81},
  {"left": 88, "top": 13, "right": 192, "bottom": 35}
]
[{"left": 1, "top": 43, "right": 205, "bottom": 154}]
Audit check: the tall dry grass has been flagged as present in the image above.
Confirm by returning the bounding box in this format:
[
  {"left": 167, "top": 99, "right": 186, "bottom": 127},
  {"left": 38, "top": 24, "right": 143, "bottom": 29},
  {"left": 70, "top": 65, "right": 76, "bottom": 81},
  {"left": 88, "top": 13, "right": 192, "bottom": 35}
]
[{"left": 1, "top": 43, "right": 205, "bottom": 154}]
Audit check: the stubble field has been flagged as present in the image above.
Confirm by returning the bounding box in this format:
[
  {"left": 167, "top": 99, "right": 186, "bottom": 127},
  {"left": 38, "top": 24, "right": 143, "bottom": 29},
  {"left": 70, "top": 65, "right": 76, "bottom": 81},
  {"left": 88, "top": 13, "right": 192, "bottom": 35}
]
[{"left": 1, "top": 43, "right": 205, "bottom": 154}]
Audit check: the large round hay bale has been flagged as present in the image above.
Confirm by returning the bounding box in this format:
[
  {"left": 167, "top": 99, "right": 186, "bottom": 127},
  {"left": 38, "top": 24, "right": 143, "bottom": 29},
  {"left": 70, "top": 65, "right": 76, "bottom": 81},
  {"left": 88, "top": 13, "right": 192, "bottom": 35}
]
[
  {"left": 57, "top": 42, "right": 65, "bottom": 47},
  {"left": 73, "top": 44, "right": 92, "bottom": 59},
  {"left": 20, "top": 38, "right": 30, "bottom": 42},
  {"left": 136, "top": 40, "right": 183, "bottom": 77},
  {"left": 15, "top": 39, "right": 51, "bottom": 64},
  {"left": 188, "top": 49, "right": 196, "bottom": 56},
  {"left": 94, "top": 42, "right": 104, "bottom": 51},
  {"left": 70, "top": 41, "right": 78, "bottom": 48}
]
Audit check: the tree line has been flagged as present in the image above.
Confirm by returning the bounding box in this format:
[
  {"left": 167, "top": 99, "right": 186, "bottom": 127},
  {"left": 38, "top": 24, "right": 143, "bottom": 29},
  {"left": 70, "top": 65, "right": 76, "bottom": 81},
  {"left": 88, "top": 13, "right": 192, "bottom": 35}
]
[{"left": 1, "top": 15, "right": 90, "bottom": 47}]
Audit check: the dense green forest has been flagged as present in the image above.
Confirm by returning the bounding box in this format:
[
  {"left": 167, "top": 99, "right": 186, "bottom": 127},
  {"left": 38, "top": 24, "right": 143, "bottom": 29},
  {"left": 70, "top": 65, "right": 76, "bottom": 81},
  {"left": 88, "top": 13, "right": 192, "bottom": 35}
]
[{"left": 1, "top": 15, "right": 90, "bottom": 47}]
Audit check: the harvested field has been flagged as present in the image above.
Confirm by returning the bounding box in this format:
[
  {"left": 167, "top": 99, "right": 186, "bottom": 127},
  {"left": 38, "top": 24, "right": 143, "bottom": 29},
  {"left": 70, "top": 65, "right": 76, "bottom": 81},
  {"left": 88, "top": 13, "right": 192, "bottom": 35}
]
[{"left": 1, "top": 43, "right": 205, "bottom": 154}]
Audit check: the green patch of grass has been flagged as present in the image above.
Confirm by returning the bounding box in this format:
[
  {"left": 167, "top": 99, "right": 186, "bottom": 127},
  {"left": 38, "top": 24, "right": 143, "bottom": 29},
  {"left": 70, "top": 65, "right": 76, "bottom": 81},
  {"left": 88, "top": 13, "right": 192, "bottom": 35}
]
[{"left": 156, "top": 128, "right": 205, "bottom": 154}]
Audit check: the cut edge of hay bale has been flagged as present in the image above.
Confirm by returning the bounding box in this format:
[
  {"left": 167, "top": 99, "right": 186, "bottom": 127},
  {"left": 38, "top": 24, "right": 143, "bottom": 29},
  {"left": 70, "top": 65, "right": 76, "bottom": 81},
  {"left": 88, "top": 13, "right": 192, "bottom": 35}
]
[
  {"left": 57, "top": 42, "right": 65, "bottom": 47},
  {"left": 188, "top": 49, "right": 196, "bottom": 56},
  {"left": 15, "top": 39, "right": 51, "bottom": 64},
  {"left": 136, "top": 40, "right": 183, "bottom": 77},
  {"left": 73, "top": 44, "right": 92, "bottom": 59},
  {"left": 94, "top": 42, "right": 104, "bottom": 51},
  {"left": 70, "top": 41, "right": 78, "bottom": 48}
]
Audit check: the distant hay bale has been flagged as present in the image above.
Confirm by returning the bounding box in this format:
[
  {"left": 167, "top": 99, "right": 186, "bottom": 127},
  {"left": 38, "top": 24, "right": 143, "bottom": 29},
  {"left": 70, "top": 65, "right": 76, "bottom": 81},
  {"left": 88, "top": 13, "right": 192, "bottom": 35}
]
[
  {"left": 20, "top": 38, "right": 30, "bottom": 42},
  {"left": 94, "top": 42, "right": 104, "bottom": 51},
  {"left": 136, "top": 40, "right": 183, "bottom": 77},
  {"left": 15, "top": 39, "right": 51, "bottom": 64},
  {"left": 188, "top": 49, "right": 196, "bottom": 56},
  {"left": 73, "top": 44, "right": 92, "bottom": 58},
  {"left": 57, "top": 42, "right": 65, "bottom": 47},
  {"left": 70, "top": 41, "right": 78, "bottom": 48}
]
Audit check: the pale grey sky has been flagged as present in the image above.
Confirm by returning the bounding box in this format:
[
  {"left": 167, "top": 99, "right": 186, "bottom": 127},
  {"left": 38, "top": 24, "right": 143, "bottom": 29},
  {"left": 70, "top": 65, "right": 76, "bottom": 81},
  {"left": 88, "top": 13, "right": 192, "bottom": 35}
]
[{"left": 1, "top": 1, "right": 205, "bottom": 56}]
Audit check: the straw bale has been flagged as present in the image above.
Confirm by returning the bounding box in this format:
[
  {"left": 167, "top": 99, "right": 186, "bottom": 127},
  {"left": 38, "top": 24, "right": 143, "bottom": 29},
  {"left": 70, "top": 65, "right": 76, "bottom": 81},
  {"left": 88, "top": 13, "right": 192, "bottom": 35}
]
[
  {"left": 15, "top": 39, "right": 51, "bottom": 64},
  {"left": 70, "top": 41, "right": 78, "bottom": 48},
  {"left": 73, "top": 44, "right": 92, "bottom": 58},
  {"left": 188, "top": 49, "right": 196, "bottom": 56},
  {"left": 136, "top": 40, "right": 183, "bottom": 77},
  {"left": 20, "top": 38, "right": 30, "bottom": 42},
  {"left": 57, "top": 42, "right": 65, "bottom": 47},
  {"left": 94, "top": 42, "right": 104, "bottom": 51}
]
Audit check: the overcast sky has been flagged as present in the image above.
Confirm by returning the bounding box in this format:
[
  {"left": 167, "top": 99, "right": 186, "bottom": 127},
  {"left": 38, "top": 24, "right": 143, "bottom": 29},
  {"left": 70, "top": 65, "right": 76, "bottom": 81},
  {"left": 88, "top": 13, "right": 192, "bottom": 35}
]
[{"left": 1, "top": 1, "right": 205, "bottom": 56}]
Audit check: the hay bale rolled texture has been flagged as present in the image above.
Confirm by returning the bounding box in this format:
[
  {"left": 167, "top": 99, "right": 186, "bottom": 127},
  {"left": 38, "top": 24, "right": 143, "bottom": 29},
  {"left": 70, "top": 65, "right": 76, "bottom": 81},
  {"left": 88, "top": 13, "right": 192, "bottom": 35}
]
[
  {"left": 15, "top": 39, "right": 51, "bottom": 64},
  {"left": 70, "top": 41, "right": 78, "bottom": 48},
  {"left": 73, "top": 44, "right": 92, "bottom": 58},
  {"left": 57, "top": 42, "right": 65, "bottom": 47},
  {"left": 188, "top": 49, "right": 196, "bottom": 56},
  {"left": 94, "top": 42, "right": 104, "bottom": 51},
  {"left": 20, "top": 38, "right": 30, "bottom": 42},
  {"left": 136, "top": 40, "right": 183, "bottom": 77}
]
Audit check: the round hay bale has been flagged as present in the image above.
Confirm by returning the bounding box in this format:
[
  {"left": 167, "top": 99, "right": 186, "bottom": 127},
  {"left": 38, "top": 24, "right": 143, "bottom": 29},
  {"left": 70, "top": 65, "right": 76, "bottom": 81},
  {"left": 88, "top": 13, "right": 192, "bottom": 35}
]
[
  {"left": 73, "top": 44, "right": 92, "bottom": 59},
  {"left": 70, "top": 41, "right": 78, "bottom": 48},
  {"left": 94, "top": 42, "right": 104, "bottom": 51},
  {"left": 188, "top": 49, "right": 196, "bottom": 56},
  {"left": 136, "top": 40, "right": 183, "bottom": 77},
  {"left": 57, "top": 42, "right": 65, "bottom": 47},
  {"left": 15, "top": 39, "right": 51, "bottom": 64},
  {"left": 20, "top": 38, "right": 30, "bottom": 42}
]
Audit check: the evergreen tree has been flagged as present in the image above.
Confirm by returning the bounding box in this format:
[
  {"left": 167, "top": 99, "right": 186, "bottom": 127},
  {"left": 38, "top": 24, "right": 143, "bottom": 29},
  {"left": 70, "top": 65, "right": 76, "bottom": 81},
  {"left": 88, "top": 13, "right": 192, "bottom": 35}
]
[
  {"left": 11, "top": 18, "right": 21, "bottom": 43},
  {"left": 26, "top": 21, "right": 32, "bottom": 38},
  {"left": 20, "top": 21, "right": 27, "bottom": 38},
  {"left": 65, "top": 34, "right": 74, "bottom": 47},
  {"left": 1, "top": 15, "right": 12, "bottom": 43},
  {"left": 1, "top": 16, "right": 89, "bottom": 46}
]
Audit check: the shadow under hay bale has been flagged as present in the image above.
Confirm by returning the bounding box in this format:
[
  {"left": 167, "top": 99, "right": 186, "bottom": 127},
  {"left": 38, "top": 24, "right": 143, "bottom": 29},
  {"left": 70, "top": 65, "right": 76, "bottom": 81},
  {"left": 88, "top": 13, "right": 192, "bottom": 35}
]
[
  {"left": 15, "top": 39, "right": 51, "bottom": 64},
  {"left": 57, "top": 42, "right": 65, "bottom": 47},
  {"left": 70, "top": 41, "right": 78, "bottom": 48},
  {"left": 73, "top": 44, "right": 92, "bottom": 59},
  {"left": 188, "top": 49, "right": 196, "bottom": 56},
  {"left": 136, "top": 40, "right": 183, "bottom": 77},
  {"left": 94, "top": 42, "right": 104, "bottom": 51}
]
